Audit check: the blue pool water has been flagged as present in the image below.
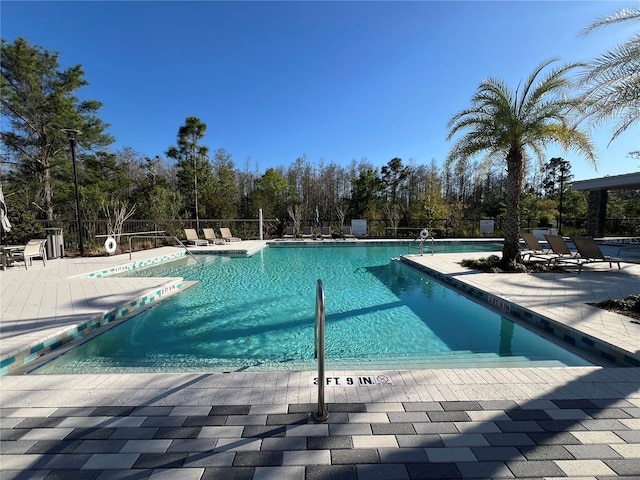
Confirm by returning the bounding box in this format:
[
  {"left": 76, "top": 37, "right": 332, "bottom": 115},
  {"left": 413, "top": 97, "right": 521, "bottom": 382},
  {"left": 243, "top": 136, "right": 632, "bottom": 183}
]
[{"left": 35, "top": 243, "right": 593, "bottom": 373}]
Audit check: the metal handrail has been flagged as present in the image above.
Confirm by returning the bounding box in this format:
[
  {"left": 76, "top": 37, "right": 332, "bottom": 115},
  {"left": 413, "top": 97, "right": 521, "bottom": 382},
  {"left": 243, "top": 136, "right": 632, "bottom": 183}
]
[
  {"left": 96, "top": 230, "right": 201, "bottom": 265},
  {"left": 314, "top": 279, "right": 328, "bottom": 422},
  {"left": 407, "top": 236, "right": 435, "bottom": 256},
  {"left": 124, "top": 231, "right": 200, "bottom": 265}
]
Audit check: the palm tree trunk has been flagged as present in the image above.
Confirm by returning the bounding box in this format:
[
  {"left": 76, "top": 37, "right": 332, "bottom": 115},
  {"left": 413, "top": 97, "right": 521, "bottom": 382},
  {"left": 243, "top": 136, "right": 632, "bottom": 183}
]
[{"left": 502, "top": 148, "right": 524, "bottom": 264}]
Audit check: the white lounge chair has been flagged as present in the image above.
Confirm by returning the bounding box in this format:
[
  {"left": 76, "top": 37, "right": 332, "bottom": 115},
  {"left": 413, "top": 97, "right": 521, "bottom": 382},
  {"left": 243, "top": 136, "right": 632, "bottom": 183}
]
[
  {"left": 203, "top": 228, "right": 226, "bottom": 245},
  {"left": 220, "top": 227, "right": 241, "bottom": 242},
  {"left": 184, "top": 228, "right": 209, "bottom": 246},
  {"left": 320, "top": 226, "right": 332, "bottom": 239}
]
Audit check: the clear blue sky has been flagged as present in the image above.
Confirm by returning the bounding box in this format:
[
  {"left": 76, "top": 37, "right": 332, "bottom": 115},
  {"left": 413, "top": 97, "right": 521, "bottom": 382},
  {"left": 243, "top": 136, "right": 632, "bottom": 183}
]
[{"left": 2, "top": 1, "right": 638, "bottom": 182}]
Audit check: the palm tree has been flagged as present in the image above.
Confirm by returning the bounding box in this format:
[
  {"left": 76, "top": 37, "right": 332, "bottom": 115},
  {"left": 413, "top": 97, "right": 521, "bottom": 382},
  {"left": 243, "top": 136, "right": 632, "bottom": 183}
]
[
  {"left": 446, "top": 59, "right": 596, "bottom": 265},
  {"left": 580, "top": 7, "right": 640, "bottom": 144}
]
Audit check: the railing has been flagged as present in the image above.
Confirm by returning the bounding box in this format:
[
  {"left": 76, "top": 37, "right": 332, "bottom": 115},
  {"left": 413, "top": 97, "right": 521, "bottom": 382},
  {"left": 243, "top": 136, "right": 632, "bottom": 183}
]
[
  {"left": 95, "top": 230, "right": 201, "bottom": 265},
  {"left": 128, "top": 232, "right": 201, "bottom": 265},
  {"left": 407, "top": 230, "right": 435, "bottom": 256},
  {"left": 32, "top": 216, "right": 640, "bottom": 251},
  {"left": 35, "top": 218, "right": 279, "bottom": 251},
  {"left": 314, "top": 279, "right": 328, "bottom": 422}
]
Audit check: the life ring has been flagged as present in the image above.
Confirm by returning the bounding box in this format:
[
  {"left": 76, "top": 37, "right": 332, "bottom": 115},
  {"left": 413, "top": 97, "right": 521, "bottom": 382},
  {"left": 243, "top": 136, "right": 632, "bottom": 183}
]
[
  {"left": 104, "top": 236, "right": 117, "bottom": 255},
  {"left": 419, "top": 229, "right": 430, "bottom": 239}
]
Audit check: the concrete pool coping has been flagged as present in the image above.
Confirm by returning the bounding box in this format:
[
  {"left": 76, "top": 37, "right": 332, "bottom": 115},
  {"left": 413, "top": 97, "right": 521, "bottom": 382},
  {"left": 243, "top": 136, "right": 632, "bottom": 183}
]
[{"left": 1, "top": 240, "right": 640, "bottom": 479}]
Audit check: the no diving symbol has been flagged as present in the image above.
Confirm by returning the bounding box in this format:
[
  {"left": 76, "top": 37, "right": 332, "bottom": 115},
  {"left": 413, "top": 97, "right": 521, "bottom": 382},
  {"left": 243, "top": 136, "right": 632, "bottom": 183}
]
[{"left": 376, "top": 375, "right": 391, "bottom": 384}]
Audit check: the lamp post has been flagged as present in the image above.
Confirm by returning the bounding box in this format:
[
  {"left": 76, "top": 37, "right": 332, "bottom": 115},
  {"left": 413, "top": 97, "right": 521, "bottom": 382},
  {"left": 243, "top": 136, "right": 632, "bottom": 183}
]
[
  {"left": 61, "top": 128, "right": 84, "bottom": 256},
  {"left": 558, "top": 160, "right": 569, "bottom": 236},
  {"left": 193, "top": 152, "right": 199, "bottom": 232}
]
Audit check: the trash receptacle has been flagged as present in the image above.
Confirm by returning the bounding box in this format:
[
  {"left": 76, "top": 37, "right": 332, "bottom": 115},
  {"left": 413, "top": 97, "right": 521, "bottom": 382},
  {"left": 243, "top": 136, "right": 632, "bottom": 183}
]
[{"left": 44, "top": 228, "right": 64, "bottom": 259}]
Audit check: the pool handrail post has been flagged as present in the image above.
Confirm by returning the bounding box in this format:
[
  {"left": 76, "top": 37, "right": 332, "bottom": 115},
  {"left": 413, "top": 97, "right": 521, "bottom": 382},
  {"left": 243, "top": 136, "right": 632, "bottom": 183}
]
[
  {"left": 259, "top": 208, "right": 264, "bottom": 240},
  {"left": 111, "top": 231, "right": 201, "bottom": 265},
  {"left": 314, "top": 278, "right": 328, "bottom": 422}
]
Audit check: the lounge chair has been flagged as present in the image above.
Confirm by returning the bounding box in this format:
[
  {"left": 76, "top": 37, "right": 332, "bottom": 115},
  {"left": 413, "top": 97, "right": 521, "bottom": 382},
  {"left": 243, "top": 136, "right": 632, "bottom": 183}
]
[
  {"left": 282, "top": 226, "right": 296, "bottom": 239},
  {"left": 184, "top": 228, "right": 209, "bottom": 246},
  {"left": 520, "top": 232, "right": 553, "bottom": 262},
  {"left": 219, "top": 227, "right": 241, "bottom": 242},
  {"left": 320, "top": 226, "right": 332, "bottom": 239},
  {"left": 203, "top": 228, "right": 226, "bottom": 245},
  {"left": 544, "top": 234, "right": 577, "bottom": 259},
  {"left": 342, "top": 226, "right": 355, "bottom": 239},
  {"left": 12, "top": 239, "right": 47, "bottom": 269},
  {"left": 557, "top": 236, "right": 622, "bottom": 273},
  {"left": 301, "top": 226, "right": 314, "bottom": 239}
]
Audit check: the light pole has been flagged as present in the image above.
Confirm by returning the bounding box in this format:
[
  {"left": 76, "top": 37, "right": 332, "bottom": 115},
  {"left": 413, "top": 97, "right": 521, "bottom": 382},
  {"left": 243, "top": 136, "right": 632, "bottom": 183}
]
[
  {"left": 558, "top": 161, "right": 568, "bottom": 236},
  {"left": 193, "top": 152, "right": 199, "bottom": 232},
  {"left": 61, "top": 128, "right": 84, "bottom": 256}
]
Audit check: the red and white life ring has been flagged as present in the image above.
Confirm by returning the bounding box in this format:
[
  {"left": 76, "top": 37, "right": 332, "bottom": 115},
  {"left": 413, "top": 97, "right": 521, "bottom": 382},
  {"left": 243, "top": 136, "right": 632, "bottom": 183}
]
[
  {"left": 419, "top": 229, "right": 430, "bottom": 239},
  {"left": 104, "top": 236, "right": 117, "bottom": 255}
]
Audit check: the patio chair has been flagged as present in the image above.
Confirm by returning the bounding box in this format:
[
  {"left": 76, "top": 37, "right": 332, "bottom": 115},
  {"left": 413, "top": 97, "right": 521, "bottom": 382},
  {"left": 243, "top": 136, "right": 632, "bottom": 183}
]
[
  {"left": 13, "top": 239, "right": 47, "bottom": 269},
  {"left": 219, "top": 227, "right": 241, "bottom": 242},
  {"left": 342, "top": 226, "right": 355, "bottom": 239},
  {"left": 301, "top": 226, "right": 314, "bottom": 239},
  {"left": 203, "top": 228, "right": 226, "bottom": 245},
  {"left": 558, "top": 236, "right": 622, "bottom": 273},
  {"left": 282, "top": 226, "right": 296, "bottom": 239},
  {"left": 183, "top": 228, "right": 209, "bottom": 246},
  {"left": 544, "top": 234, "right": 577, "bottom": 259},
  {"left": 320, "top": 226, "right": 332, "bottom": 240},
  {"left": 520, "top": 232, "right": 553, "bottom": 262}
]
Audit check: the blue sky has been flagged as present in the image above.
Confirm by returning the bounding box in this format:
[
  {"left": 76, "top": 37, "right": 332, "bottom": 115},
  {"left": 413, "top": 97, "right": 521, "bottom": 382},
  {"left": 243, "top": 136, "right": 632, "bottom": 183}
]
[{"left": 2, "top": 1, "right": 638, "bottom": 182}]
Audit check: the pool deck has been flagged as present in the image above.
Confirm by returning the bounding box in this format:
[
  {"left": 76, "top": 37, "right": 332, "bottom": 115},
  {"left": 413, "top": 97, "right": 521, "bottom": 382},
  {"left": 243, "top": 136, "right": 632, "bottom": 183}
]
[{"left": 1, "top": 240, "right": 639, "bottom": 479}]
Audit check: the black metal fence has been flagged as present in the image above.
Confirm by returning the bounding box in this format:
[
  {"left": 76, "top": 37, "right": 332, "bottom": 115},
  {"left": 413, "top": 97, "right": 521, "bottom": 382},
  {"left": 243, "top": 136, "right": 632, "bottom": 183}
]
[
  {"left": 35, "top": 216, "right": 640, "bottom": 252},
  {"left": 42, "top": 219, "right": 274, "bottom": 252}
]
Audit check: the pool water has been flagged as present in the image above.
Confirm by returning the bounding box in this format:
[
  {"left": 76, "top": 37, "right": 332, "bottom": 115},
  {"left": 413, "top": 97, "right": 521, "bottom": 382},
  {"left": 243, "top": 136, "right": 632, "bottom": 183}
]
[{"left": 35, "top": 244, "right": 593, "bottom": 373}]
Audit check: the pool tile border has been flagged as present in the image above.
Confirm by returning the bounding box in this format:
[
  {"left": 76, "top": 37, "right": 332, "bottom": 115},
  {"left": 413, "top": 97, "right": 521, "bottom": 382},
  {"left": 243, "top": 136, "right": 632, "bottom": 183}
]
[
  {"left": 78, "top": 251, "right": 188, "bottom": 278},
  {"left": 400, "top": 256, "right": 639, "bottom": 368},
  {"left": 0, "top": 278, "right": 184, "bottom": 376}
]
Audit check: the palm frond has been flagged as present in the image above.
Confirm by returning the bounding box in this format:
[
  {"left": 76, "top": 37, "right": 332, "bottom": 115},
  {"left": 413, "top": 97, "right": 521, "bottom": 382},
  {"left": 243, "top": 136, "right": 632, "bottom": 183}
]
[
  {"left": 582, "top": 36, "right": 640, "bottom": 83},
  {"left": 517, "top": 58, "right": 559, "bottom": 114},
  {"left": 521, "top": 62, "right": 584, "bottom": 119},
  {"left": 579, "top": 7, "right": 640, "bottom": 143},
  {"left": 579, "top": 7, "right": 640, "bottom": 37}
]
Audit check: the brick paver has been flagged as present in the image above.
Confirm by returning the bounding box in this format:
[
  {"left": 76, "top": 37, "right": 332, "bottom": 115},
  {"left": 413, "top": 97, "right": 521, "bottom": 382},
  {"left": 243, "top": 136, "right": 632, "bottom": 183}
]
[{"left": 1, "top": 398, "right": 639, "bottom": 479}]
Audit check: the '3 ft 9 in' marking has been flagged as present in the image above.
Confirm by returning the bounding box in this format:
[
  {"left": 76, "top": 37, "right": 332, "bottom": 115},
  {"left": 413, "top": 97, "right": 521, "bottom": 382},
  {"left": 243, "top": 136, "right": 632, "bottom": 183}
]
[{"left": 310, "top": 375, "right": 392, "bottom": 387}]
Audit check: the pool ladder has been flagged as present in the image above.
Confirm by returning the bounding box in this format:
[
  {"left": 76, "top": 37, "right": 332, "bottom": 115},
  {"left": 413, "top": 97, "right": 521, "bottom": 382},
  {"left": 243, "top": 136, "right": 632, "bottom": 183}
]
[
  {"left": 314, "top": 279, "right": 328, "bottom": 422},
  {"left": 409, "top": 235, "right": 435, "bottom": 255}
]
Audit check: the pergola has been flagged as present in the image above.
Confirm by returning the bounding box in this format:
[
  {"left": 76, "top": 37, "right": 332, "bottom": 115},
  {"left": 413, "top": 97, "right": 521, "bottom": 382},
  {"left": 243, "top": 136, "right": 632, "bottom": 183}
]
[{"left": 572, "top": 171, "right": 640, "bottom": 237}]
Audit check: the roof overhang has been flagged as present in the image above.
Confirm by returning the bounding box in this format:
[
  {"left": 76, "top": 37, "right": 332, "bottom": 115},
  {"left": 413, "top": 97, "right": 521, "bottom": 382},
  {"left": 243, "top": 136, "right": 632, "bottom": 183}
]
[{"left": 572, "top": 172, "right": 640, "bottom": 191}]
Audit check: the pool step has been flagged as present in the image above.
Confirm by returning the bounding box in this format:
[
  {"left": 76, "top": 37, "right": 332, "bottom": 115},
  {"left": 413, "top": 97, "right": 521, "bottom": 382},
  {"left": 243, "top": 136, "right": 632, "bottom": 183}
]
[{"left": 324, "top": 351, "right": 586, "bottom": 370}]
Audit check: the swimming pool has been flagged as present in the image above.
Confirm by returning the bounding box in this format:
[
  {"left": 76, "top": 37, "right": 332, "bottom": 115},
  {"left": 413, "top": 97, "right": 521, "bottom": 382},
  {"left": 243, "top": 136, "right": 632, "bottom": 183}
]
[{"left": 34, "top": 243, "right": 593, "bottom": 373}]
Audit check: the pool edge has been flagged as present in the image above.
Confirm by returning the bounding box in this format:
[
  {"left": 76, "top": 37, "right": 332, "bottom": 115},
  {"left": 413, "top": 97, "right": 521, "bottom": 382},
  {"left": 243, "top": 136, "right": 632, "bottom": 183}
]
[{"left": 399, "top": 255, "right": 640, "bottom": 368}]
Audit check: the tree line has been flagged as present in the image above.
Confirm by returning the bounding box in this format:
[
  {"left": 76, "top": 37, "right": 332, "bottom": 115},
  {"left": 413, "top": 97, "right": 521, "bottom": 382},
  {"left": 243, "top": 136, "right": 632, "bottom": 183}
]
[{"left": 1, "top": 7, "right": 638, "bottom": 264}]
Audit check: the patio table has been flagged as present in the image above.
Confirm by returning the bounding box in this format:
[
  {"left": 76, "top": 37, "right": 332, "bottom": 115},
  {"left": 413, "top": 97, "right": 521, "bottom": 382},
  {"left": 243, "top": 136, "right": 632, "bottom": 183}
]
[{"left": 0, "top": 245, "right": 25, "bottom": 270}]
